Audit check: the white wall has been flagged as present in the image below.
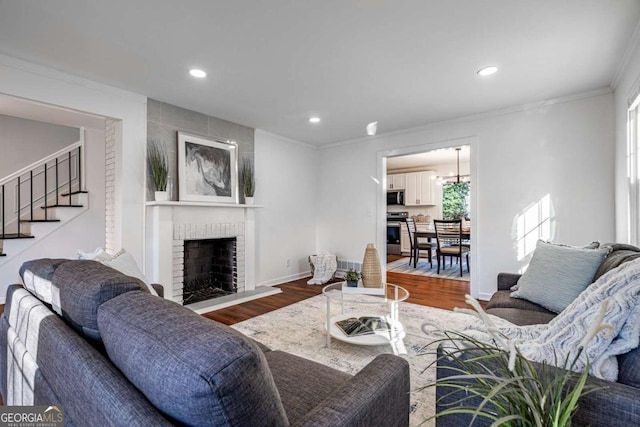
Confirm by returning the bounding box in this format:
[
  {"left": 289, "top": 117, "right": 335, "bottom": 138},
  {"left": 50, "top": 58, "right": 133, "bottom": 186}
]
[
  {"left": 254, "top": 130, "right": 319, "bottom": 286},
  {"left": 0, "top": 54, "right": 147, "bottom": 266},
  {"left": 0, "top": 115, "right": 79, "bottom": 175},
  {"left": 0, "top": 128, "right": 106, "bottom": 288},
  {"left": 614, "top": 33, "right": 640, "bottom": 243},
  {"left": 317, "top": 92, "right": 615, "bottom": 300}
]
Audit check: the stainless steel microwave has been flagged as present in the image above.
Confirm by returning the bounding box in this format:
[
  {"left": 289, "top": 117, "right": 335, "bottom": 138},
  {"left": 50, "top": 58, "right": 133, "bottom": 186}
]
[{"left": 387, "top": 190, "right": 404, "bottom": 206}]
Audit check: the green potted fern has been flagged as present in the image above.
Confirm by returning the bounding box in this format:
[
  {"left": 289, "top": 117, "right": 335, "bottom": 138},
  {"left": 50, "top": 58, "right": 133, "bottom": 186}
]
[
  {"left": 148, "top": 141, "right": 169, "bottom": 201},
  {"left": 241, "top": 159, "right": 255, "bottom": 204}
]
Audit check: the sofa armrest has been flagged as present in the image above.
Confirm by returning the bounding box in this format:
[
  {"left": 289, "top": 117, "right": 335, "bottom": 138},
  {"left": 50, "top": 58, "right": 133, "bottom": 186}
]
[
  {"left": 294, "top": 354, "right": 410, "bottom": 427},
  {"left": 496, "top": 273, "right": 521, "bottom": 291},
  {"left": 435, "top": 344, "right": 640, "bottom": 427},
  {"left": 150, "top": 283, "right": 164, "bottom": 297}
]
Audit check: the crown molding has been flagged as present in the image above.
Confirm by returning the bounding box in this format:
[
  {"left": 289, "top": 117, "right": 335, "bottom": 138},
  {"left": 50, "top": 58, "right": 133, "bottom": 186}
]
[
  {"left": 0, "top": 52, "right": 147, "bottom": 104},
  {"left": 611, "top": 17, "right": 640, "bottom": 90},
  {"left": 320, "top": 87, "right": 613, "bottom": 150},
  {"left": 255, "top": 129, "right": 318, "bottom": 150}
]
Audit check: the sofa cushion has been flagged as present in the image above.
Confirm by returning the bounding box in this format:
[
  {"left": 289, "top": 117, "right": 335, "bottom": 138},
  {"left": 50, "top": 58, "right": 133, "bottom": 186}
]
[
  {"left": 486, "top": 307, "right": 557, "bottom": 326},
  {"left": 19, "top": 259, "right": 71, "bottom": 308},
  {"left": 594, "top": 243, "right": 640, "bottom": 281},
  {"left": 618, "top": 343, "right": 640, "bottom": 388},
  {"left": 52, "top": 260, "right": 149, "bottom": 341},
  {"left": 264, "top": 350, "right": 351, "bottom": 424},
  {"left": 486, "top": 290, "right": 557, "bottom": 314},
  {"left": 511, "top": 240, "right": 609, "bottom": 313},
  {"left": 97, "top": 291, "right": 288, "bottom": 427}
]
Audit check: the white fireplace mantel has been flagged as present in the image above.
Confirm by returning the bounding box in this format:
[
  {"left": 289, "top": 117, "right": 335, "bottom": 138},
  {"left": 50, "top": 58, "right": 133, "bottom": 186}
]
[{"left": 145, "top": 202, "right": 260, "bottom": 308}]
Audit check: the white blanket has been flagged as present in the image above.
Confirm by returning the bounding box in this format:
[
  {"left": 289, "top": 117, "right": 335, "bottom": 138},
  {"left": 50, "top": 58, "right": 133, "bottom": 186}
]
[
  {"left": 307, "top": 251, "right": 337, "bottom": 285},
  {"left": 468, "top": 258, "right": 640, "bottom": 381}
]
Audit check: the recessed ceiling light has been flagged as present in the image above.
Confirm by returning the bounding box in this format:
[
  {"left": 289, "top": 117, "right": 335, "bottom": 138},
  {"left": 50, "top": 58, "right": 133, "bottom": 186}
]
[
  {"left": 477, "top": 66, "right": 498, "bottom": 77},
  {"left": 189, "top": 69, "right": 207, "bottom": 78},
  {"left": 309, "top": 117, "right": 321, "bottom": 124}
]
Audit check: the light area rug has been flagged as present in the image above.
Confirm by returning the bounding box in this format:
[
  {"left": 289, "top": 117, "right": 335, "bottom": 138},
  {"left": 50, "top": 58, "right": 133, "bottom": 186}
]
[
  {"left": 231, "top": 293, "right": 477, "bottom": 426},
  {"left": 387, "top": 256, "right": 470, "bottom": 282}
]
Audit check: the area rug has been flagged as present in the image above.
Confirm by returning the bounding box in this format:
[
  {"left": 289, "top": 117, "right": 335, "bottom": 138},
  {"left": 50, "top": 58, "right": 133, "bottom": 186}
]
[
  {"left": 387, "top": 256, "right": 470, "bottom": 281},
  {"left": 231, "top": 293, "right": 477, "bottom": 426}
]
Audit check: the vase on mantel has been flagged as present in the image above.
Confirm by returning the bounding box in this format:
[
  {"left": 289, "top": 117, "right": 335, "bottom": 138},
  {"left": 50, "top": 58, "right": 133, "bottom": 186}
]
[
  {"left": 361, "top": 243, "right": 382, "bottom": 288},
  {"left": 154, "top": 191, "right": 169, "bottom": 202},
  {"left": 245, "top": 196, "right": 255, "bottom": 205}
]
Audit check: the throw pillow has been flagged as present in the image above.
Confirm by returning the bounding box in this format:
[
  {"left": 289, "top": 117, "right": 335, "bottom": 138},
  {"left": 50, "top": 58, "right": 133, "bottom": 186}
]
[
  {"left": 510, "top": 241, "right": 601, "bottom": 291},
  {"left": 76, "top": 247, "right": 113, "bottom": 262},
  {"left": 102, "top": 249, "right": 158, "bottom": 296},
  {"left": 511, "top": 240, "right": 609, "bottom": 313}
]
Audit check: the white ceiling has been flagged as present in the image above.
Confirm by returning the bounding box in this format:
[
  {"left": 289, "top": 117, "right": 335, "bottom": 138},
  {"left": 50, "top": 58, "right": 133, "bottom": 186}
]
[{"left": 0, "top": 0, "right": 638, "bottom": 146}]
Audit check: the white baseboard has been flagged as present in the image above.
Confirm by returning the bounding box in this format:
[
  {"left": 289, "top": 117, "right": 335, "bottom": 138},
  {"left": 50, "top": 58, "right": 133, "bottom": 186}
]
[
  {"left": 477, "top": 292, "right": 493, "bottom": 302},
  {"left": 257, "top": 270, "right": 312, "bottom": 287}
]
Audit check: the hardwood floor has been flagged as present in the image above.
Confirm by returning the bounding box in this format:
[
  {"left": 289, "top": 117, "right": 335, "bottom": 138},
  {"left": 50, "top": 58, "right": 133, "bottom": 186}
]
[{"left": 204, "top": 272, "right": 478, "bottom": 325}]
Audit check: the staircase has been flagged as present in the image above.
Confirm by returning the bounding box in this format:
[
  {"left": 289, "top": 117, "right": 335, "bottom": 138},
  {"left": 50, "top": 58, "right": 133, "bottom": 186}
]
[{"left": 0, "top": 135, "right": 87, "bottom": 261}]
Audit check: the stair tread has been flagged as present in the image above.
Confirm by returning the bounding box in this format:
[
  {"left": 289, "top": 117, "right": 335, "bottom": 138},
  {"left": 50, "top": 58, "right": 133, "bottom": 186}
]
[
  {"left": 60, "top": 190, "right": 88, "bottom": 196},
  {"left": 2, "top": 233, "right": 34, "bottom": 239},
  {"left": 42, "top": 204, "right": 84, "bottom": 209},
  {"left": 26, "top": 219, "right": 61, "bottom": 223}
]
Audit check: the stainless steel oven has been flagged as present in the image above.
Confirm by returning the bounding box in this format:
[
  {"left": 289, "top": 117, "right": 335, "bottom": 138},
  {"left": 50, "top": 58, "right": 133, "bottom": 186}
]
[
  {"left": 386, "top": 212, "right": 408, "bottom": 255},
  {"left": 387, "top": 222, "right": 402, "bottom": 255}
]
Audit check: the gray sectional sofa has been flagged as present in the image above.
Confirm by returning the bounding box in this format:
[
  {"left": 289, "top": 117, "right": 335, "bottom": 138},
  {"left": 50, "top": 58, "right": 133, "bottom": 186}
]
[
  {"left": 1, "top": 259, "right": 410, "bottom": 426},
  {"left": 435, "top": 243, "right": 640, "bottom": 426}
]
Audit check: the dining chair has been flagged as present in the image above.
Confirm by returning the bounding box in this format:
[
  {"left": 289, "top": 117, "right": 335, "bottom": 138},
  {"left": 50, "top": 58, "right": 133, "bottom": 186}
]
[
  {"left": 405, "top": 218, "right": 433, "bottom": 268},
  {"left": 433, "top": 219, "right": 470, "bottom": 277}
]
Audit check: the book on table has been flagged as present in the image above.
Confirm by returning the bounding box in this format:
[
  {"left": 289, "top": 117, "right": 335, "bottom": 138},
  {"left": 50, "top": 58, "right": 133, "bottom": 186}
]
[{"left": 335, "top": 316, "right": 392, "bottom": 337}]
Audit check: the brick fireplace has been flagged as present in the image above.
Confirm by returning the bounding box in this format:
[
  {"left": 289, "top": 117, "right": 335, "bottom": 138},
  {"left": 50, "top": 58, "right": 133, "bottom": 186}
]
[{"left": 145, "top": 202, "right": 278, "bottom": 313}]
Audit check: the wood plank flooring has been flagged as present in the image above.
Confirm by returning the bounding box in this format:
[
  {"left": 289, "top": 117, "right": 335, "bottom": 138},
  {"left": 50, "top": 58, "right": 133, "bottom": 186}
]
[{"left": 204, "top": 272, "right": 477, "bottom": 325}]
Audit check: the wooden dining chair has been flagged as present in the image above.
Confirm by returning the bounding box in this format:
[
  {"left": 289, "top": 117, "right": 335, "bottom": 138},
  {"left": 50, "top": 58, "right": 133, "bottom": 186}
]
[
  {"left": 433, "top": 219, "right": 470, "bottom": 277},
  {"left": 405, "top": 218, "right": 433, "bottom": 268}
]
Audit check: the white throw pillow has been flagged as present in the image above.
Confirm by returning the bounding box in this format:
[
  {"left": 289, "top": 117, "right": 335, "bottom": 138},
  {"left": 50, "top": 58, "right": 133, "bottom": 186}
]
[
  {"left": 102, "top": 249, "right": 159, "bottom": 296},
  {"left": 76, "top": 247, "right": 113, "bottom": 262}
]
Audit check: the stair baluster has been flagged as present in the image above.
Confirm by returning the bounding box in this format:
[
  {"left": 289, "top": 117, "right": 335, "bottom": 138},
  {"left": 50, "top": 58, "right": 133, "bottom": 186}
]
[
  {"left": 1, "top": 185, "right": 4, "bottom": 239},
  {"left": 44, "top": 163, "right": 48, "bottom": 221},
  {"left": 30, "top": 170, "right": 34, "bottom": 222},
  {"left": 17, "top": 176, "right": 21, "bottom": 237},
  {"left": 68, "top": 151, "right": 72, "bottom": 206},
  {"left": 55, "top": 158, "right": 59, "bottom": 206},
  {"left": 78, "top": 146, "right": 82, "bottom": 192}
]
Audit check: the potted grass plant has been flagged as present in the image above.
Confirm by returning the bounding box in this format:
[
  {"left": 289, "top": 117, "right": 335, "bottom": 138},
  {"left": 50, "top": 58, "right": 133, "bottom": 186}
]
[
  {"left": 422, "top": 296, "right": 611, "bottom": 427},
  {"left": 241, "top": 159, "right": 255, "bottom": 204},
  {"left": 148, "top": 141, "right": 169, "bottom": 201},
  {"left": 344, "top": 269, "right": 360, "bottom": 287}
]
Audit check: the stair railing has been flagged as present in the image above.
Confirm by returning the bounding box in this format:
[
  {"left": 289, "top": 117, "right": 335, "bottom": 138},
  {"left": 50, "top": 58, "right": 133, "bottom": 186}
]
[{"left": 0, "top": 130, "right": 85, "bottom": 244}]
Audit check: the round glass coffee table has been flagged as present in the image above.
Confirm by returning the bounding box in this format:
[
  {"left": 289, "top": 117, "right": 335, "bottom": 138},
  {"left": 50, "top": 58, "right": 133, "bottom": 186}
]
[{"left": 322, "top": 282, "right": 409, "bottom": 349}]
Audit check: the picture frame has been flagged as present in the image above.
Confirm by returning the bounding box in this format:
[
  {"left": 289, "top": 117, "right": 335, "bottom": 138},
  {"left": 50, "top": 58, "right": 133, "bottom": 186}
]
[{"left": 177, "top": 132, "right": 238, "bottom": 203}]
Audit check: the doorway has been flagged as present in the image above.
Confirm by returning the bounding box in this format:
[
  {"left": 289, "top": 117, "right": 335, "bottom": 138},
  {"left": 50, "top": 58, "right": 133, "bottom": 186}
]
[{"left": 376, "top": 136, "right": 479, "bottom": 296}]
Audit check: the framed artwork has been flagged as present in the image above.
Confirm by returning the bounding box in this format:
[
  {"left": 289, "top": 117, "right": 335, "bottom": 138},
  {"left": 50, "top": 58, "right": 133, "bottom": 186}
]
[{"left": 177, "top": 132, "right": 238, "bottom": 203}]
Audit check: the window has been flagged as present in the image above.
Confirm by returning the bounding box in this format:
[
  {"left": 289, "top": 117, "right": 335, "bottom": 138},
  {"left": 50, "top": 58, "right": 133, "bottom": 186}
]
[{"left": 628, "top": 94, "right": 640, "bottom": 246}]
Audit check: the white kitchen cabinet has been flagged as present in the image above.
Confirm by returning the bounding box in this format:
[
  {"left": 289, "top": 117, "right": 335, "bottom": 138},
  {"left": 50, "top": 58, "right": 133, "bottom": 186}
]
[
  {"left": 400, "top": 226, "right": 411, "bottom": 254},
  {"left": 387, "top": 174, "right": 405, "bottom": 190},
  {"left": 404, "top": 171, "right": 435, "bottom": 205}
]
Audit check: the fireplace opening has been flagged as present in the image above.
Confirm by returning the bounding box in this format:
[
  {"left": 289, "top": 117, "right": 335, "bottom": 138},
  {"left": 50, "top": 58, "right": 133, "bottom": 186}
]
[{"left": 183, "top": 238, "right": 237, "bottom": 305}]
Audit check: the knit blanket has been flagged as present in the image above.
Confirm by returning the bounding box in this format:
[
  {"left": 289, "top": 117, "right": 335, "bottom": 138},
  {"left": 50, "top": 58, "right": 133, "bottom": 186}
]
[
  {"left": 468, "top": 258, "right": 640, "bottom": 381},
  {"left": 307, "top": 251, "right": 337, "bottom": 285}
]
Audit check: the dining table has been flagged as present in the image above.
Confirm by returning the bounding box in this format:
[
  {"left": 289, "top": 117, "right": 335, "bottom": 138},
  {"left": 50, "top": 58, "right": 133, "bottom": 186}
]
[{"left": 413, "top": 228, "right": 471, "bottom": 268}]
